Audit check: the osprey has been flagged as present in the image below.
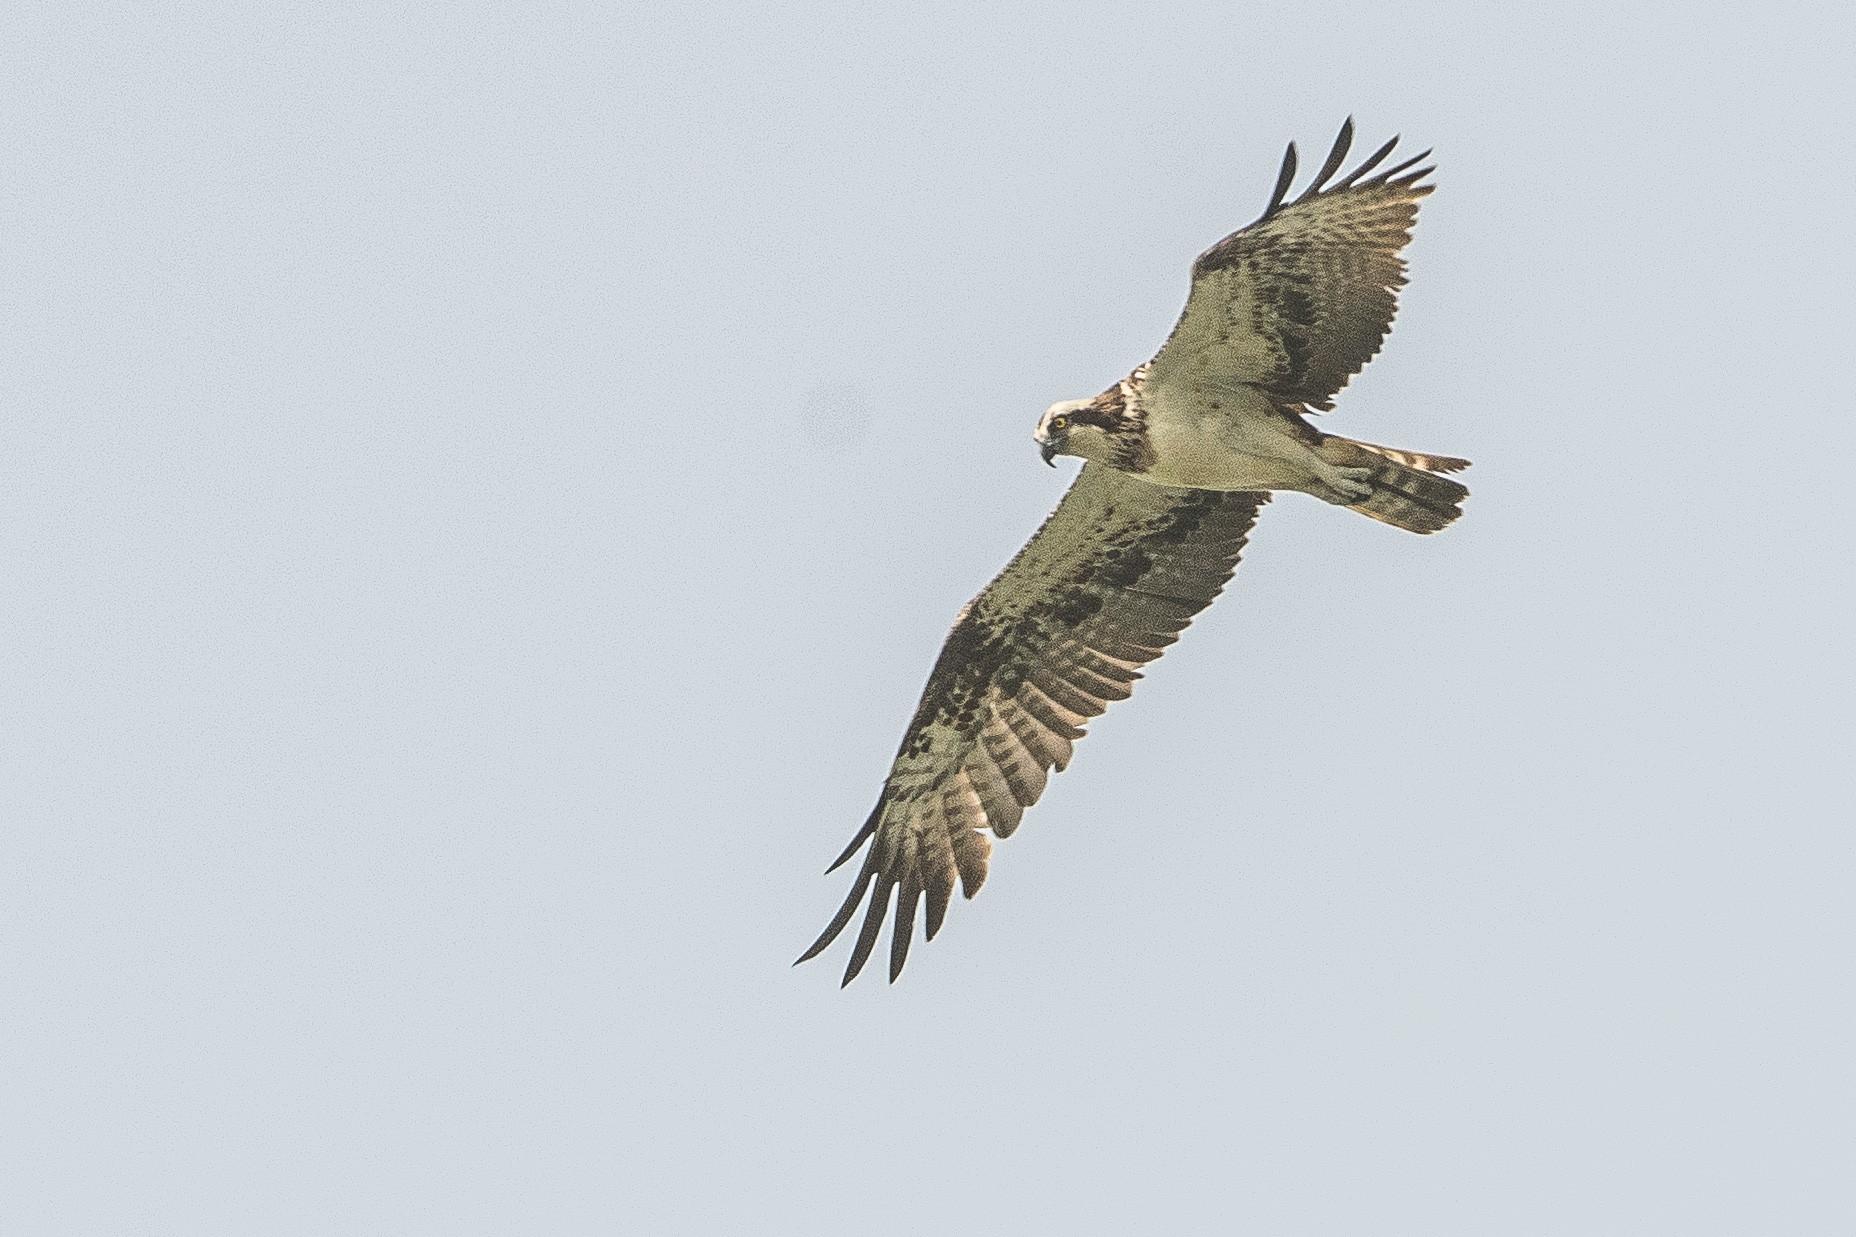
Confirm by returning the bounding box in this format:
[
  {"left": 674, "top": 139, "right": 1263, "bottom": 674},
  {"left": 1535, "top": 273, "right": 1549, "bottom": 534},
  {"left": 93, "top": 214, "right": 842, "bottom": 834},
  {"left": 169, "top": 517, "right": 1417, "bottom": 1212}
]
[{"left": 799, "top": 120, "right": 1468, "bottom": 985}]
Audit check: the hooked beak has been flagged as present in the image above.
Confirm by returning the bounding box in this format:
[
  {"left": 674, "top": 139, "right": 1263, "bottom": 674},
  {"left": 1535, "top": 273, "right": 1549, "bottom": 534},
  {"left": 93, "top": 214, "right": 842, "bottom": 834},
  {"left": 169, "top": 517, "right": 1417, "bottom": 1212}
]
[{"left": 1038, "top": 436, "right": 1059, "bottom": 467}]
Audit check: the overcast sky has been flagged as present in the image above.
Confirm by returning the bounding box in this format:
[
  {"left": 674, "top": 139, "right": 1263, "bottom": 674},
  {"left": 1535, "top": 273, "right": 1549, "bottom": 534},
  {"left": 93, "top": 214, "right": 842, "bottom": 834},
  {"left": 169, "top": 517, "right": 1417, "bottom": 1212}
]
[{"left": 5, "top": 2, "right": 1853, "bottom": 1232}]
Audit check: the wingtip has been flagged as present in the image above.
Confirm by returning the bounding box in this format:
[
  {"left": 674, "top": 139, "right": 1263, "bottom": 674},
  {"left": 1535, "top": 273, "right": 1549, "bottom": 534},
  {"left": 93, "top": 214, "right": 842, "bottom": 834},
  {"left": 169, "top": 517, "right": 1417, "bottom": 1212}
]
[
  {"left": 824, "top": 796, "right": 886, "bottom": 872},
  {"left": 1295, "top": 118, "right": 1357, "bottom": 204},
  {"left": 1380, "top": 149, "right": 1434, "bottom": 184},
  {"left": 1263, "top": 141, "right": 1299, "bottom": 220}
]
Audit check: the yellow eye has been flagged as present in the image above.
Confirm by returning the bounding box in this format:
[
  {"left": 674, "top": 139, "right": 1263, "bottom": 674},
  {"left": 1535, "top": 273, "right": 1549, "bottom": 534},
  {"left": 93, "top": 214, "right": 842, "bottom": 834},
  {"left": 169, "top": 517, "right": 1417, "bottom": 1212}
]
[{"left": 1050, "top": 416, "right": 1069, "bottom": 431}]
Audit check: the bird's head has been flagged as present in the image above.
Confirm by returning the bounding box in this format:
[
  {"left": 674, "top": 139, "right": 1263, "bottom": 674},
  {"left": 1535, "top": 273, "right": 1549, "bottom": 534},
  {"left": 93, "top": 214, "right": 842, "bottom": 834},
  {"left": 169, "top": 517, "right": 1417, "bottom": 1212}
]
[{"left": 1034, "top": 398, "right": 1105, "bottom": 467}]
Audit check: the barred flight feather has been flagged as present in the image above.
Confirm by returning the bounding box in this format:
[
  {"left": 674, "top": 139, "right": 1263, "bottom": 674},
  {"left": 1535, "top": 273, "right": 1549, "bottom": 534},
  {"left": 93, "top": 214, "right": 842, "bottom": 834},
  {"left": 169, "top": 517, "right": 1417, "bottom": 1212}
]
[
  {"left": 1159, "top": 120, "right": 1436, "bottom": 413},
  {"left": 797, "top": 464, "right": 1266, "bottom": 984}
]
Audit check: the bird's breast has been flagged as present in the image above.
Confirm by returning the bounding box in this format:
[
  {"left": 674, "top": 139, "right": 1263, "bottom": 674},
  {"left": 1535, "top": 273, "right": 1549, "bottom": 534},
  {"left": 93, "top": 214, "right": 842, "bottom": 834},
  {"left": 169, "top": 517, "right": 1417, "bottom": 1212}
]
[{"left": 1137, "top": 396, "right": 1311, "bottom": 492}]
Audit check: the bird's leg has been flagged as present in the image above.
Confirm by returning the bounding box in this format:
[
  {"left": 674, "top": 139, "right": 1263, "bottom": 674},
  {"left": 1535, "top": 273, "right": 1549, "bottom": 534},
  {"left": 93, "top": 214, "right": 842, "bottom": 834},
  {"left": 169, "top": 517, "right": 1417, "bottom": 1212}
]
[
  {"left": 1307, "top": 457, "right": 1374, "bottom": 502},
  {"left": 1304, "top": 435, "right": 1378, "bottom": 502}
]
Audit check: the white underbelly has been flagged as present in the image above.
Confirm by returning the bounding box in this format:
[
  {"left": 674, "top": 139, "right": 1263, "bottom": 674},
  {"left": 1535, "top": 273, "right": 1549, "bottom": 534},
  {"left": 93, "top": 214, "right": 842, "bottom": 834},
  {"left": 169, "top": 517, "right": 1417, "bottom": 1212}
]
[{"left": 1140, "top": 408, "right": 1316, "bottom": 492}]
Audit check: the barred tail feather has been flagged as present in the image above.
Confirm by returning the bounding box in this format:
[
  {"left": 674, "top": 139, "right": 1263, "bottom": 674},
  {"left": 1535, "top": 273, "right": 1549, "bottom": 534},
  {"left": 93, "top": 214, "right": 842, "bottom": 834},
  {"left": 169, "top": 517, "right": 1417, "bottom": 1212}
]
[
  {"left": 1349, "top": 439, "right": 1471, "bottom": 475},
  {"left": 1319, "top": 435, "right": 1470, "bottom": 534},
  {"left": 1351, "top": 465, "right": 1468, "bottom": 533}
]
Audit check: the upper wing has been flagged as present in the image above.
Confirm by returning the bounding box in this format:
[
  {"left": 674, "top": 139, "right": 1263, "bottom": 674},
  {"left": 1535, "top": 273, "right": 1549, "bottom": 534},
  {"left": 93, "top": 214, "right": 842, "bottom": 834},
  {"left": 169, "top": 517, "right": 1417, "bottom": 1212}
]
[
  {"left": 798, "top": 464, "right": 1268, "bottom": 985},
  {"left": 1145, "top": 119, "right": 1435, "bottom": 412}
]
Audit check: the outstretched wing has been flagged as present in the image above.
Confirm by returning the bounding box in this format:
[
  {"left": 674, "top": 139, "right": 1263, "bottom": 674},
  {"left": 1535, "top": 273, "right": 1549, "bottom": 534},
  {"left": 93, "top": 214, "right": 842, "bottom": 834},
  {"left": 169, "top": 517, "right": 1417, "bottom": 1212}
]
[
  {"left": 798, "top": 465, "right": 1268, "bottom": 985},
  {"left": 1146, "top": 119, "right": 1434, "bottom": 412}
]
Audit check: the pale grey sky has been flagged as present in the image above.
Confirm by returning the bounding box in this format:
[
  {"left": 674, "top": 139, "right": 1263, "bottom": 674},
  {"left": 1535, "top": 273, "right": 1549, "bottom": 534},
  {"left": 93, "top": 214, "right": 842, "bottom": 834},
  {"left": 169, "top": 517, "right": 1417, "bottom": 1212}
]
[{"left": 5, "top": 2, "right": 1853, "bottom": 1232}]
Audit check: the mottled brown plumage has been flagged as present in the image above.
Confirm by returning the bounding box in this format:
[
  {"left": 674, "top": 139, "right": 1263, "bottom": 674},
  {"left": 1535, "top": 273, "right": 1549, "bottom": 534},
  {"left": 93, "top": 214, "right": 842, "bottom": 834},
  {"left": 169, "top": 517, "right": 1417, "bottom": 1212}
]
[
  {"left": 1170, "top": 120, "right": 1434, "bottom": 412},
  {"left": 802, "top": 121, "right": 1468, "bottom": 985},
  {"left": 1036, "top": 120, "right": 1468, "bottom": 528},
  {"left": 797, "top": 467, "right": 1266, "bottom": 984}
]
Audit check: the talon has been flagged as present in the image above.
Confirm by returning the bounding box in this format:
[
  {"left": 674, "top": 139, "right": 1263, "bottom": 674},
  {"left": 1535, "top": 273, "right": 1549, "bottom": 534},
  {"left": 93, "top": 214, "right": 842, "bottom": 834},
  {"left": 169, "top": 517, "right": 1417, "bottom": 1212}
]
[{"left": 1329, "top": 465, "right": 1373, "bottom": 501}]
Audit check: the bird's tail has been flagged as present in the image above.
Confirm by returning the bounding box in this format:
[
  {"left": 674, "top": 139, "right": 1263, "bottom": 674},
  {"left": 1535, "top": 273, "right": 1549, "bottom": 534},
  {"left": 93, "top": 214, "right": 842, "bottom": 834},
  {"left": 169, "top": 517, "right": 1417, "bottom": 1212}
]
[{"left": 1318, "top": 436, "right": 1471, "bottom": 534}]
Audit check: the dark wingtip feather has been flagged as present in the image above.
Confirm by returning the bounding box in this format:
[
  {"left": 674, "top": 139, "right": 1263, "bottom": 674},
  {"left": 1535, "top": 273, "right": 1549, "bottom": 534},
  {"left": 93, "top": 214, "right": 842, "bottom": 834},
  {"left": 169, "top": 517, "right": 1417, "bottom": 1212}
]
[
  {"left": 823, "top": 795, "right": 886, "bottom": 873},
  {"left": 795, "top": 858, "right": 878, "bottom": 966},
  {"left": 840, "top": 876, "right": 893, "bottom": 986},
  {"left": 888, "top": 875, "right": 921, "bottom": 982},
  {"left": 924, "top": 879, "right": 951, "bottom": 941},
  {"left": 1263, "top": 141, "right": 1298, "bottom": 220},
  {"left": 1295, "top": 117, "right": 1355, "bottom": 203},
  {"left": 1379, "top": 149, "right": 1433, "bottom": 183},
  {"left": 1332, "top": 134, "right": 1400, "bottom": 191},
  {"left": 887, "top": 919, "right": 910, "bottom": 983}
]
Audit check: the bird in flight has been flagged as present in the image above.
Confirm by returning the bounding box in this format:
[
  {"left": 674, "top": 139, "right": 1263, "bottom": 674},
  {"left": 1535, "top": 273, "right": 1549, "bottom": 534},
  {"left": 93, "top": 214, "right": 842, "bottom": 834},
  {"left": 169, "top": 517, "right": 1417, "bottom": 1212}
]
[{"left": 799, "top": 120, "right": 1468, "bottom": 985}]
